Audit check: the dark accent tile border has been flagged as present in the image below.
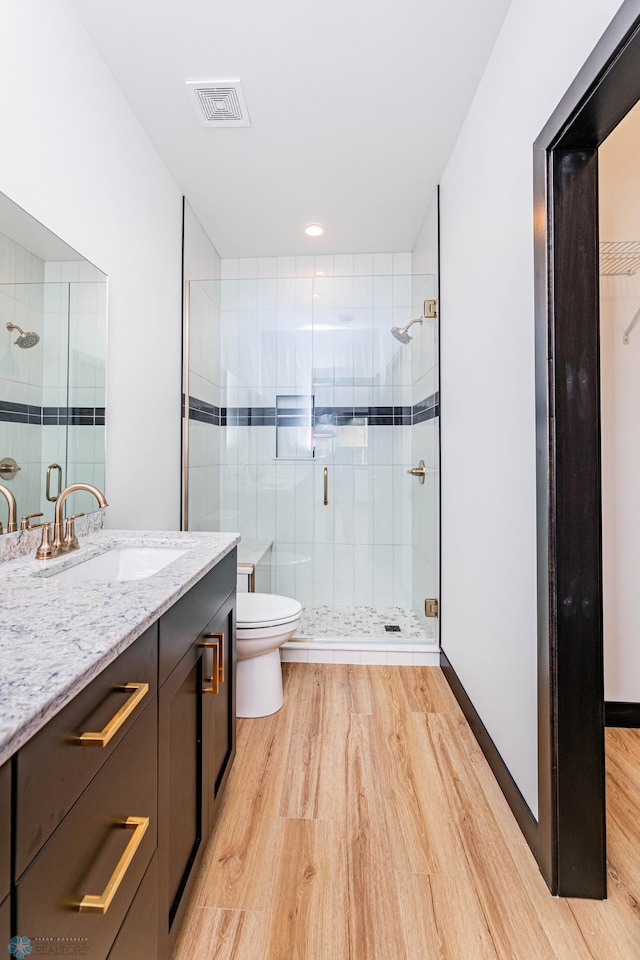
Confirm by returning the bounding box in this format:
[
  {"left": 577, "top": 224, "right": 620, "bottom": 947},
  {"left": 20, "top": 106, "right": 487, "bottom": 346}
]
[
  {"left": 440, "top": 648, "right": 539, "bottom": 858},
  {"left": 187, "top": 391, "right": 440, "bottom": 428},
  {"left": 187, "top": 395, "right": 221, "bottom": 425},
  {"left": 227, "top": 406, "right": 276, "bottom": 426},
  {"left": 604, "top": 701, "right": 640, "bottom": 728},
  {"left": 412, "top": 390, "right": 440, "bottom": 424},
  {"left": 0, "top": 401, "right": 105, "bottom": 426}
]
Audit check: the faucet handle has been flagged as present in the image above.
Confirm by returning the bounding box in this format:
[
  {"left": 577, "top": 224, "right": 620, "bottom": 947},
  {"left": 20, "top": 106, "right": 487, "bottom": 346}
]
[
  {"left": 63, "top": 513, "right": 85, "bottom": 551},
  {"left": 21, "top": 512, "right": 44, "bottom": 531},
  {"left": 35, "top": 523, "right": 56, "bottom": 560}
]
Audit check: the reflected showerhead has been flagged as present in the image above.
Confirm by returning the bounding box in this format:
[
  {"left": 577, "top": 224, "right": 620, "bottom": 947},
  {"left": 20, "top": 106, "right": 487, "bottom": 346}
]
[
  {"left": 390, "top": 317, "right": 423, "bottom": 345},
  {"left": 6, "top": 322, "right": 40, "bottom": 348},
  {"left": 391, "top": 326, "right": 413, "bottom": 344}
]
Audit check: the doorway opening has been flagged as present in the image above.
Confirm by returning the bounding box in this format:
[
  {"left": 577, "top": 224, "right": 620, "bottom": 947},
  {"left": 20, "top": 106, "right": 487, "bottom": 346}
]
[{"left": 534, "top": 0, "right": 640, "bottom": 899}]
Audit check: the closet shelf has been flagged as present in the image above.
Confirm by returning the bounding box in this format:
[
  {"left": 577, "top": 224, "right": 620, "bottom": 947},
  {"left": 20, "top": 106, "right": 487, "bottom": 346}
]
[{"left": 600, "top": 240, "right": 640, "bottom": 276}]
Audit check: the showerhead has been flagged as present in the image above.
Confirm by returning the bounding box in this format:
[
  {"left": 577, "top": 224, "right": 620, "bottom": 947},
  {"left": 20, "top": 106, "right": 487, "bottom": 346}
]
[
  {"left": 391, "top": 326, "right": 412, "bottom": 344},
  {"left": 390, "top": 317, "right": 423, "bottom": 345},
  {"left": 6, "top": 322, "right": 40, "bottom": 349}
]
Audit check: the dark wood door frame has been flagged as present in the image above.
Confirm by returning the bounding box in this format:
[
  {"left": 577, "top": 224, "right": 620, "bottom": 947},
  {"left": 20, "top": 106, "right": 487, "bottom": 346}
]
[{"left": 535, "top": 0, "right": 640, "bottom": 899}]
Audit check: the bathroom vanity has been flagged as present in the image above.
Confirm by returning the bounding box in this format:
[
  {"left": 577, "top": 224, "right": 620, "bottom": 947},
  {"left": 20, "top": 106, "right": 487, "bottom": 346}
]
[{"left": 0, "top": 530, "right": 238, "bottom": 959}]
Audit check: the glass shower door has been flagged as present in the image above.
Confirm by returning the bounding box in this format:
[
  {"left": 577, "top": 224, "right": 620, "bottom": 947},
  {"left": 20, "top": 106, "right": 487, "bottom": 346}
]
[
  {"left": 306, "top": 263, "right": 438, "bottom": 641},
  {"left": 213, "top": 257, "right": 440, "bottom": 644}
]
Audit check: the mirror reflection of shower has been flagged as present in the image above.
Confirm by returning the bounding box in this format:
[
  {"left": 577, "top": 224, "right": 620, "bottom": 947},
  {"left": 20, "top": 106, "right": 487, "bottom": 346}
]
[
  {"left": 391, "top": 316, "right": 423, "bottom": 344},
  {"left": 6, "top": 322, "right": 40, "bottom": 348}
]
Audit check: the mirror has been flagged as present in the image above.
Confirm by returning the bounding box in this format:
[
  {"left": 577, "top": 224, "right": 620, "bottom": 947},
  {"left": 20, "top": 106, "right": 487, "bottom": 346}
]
[{"left": 0, "top": 191, "right": 107, "bottom": 529}]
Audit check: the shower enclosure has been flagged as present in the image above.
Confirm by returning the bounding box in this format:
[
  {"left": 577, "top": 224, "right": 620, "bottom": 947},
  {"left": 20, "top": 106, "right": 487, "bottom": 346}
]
[{"left": 184, "top": 250, "right": 440, "bottom": 645}]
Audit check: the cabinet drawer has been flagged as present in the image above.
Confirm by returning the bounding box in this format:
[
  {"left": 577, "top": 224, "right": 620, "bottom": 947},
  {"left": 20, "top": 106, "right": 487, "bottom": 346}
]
[
  {"left": 159, "top": 549, "right": 236, "bottom": 685},
  {"left": 16, "top": 623, "right": 157, "bottom": 878},
  {"left": 0, "top": 760, "right": 10, "bottom": 902},
  {"left": 16, "top": 697, "right": 157, "bottom": 960},
  {"left": 108, "top": 853, "right": 157, "bottom": 960},
  {"left": 0, "top": 894, "right": 9, "bottom": 950}
]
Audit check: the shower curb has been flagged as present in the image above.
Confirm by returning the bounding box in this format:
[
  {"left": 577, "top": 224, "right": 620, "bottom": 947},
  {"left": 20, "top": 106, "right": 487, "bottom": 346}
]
[{"left": 281, "top": 639, "right": 440, "bottom": 666}]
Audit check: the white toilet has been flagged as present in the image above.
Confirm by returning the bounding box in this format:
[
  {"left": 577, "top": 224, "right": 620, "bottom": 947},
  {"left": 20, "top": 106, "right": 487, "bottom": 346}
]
[{"left": 235, "top": 592, "right": 302, "bottom": 718}]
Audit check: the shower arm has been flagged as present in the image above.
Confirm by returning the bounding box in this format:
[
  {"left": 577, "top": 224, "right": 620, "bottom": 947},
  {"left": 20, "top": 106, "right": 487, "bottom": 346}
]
[{"left": 404, "top": 317, "right": 424, "bottom": 334}]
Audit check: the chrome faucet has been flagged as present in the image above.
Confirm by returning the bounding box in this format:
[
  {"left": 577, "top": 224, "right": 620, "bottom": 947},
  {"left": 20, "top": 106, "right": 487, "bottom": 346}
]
[
  {"left": 0, "top": 483, "right": 17, "bottom": 534},
  {"left": 36, "top": 483, "right": 107, "bottom": 560}
]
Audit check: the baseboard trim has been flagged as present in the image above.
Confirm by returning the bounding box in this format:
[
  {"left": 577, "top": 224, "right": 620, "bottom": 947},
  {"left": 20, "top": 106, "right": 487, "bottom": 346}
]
[
  {"left": 440, "top": 649, "right": 539, "bottom": 858},
  {"left": 605, "top": 701, "right": 640, "bottom": 728}
]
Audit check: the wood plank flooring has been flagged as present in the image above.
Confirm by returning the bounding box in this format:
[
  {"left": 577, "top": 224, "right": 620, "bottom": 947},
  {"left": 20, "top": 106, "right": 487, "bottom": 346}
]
[{"left": 173, "top": 664, "right": 640, "bottom": 960}]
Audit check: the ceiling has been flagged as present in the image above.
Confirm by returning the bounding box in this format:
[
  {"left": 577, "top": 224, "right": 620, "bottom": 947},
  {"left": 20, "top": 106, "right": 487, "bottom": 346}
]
[{"left": 70, "top": 0, "right": 511, "bottom": 258}]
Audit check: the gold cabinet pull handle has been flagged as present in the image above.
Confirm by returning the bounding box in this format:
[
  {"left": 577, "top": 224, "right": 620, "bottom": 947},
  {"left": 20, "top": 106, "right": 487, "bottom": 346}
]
[
  {"left": 323, "top": 465, "right": 329, "bottom": 506},
  {"left": 200, "top": 633, "right": 224, "bottom": 693},
  {"left": 77, "top": 683, "right": 149, "bottom": 747},
  {"left": 78, "top": 816, "right": 149, "bottom": 914}
]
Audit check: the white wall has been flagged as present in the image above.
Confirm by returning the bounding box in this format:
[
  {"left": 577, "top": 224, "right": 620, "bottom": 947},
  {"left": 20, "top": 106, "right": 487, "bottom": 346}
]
[
  {"left": 599, "top": 106, "right": 640, "bottom": 702},
  {"left": 0, "top": 0, "right": 183, "bottom": 529},
  {"left": 439, "top": 0, "right": 625, "bottom": 815}
]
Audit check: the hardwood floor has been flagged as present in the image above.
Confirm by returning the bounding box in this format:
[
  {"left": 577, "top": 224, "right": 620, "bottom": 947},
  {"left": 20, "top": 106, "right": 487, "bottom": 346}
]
[{"left": 173, "top": 664, "right": 640, "bottom": 960}]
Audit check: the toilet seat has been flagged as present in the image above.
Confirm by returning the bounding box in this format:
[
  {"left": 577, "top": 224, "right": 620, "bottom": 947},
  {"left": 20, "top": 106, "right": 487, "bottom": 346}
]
[{"left": 236, "top": 593, "right": 302, "bottom": 630}]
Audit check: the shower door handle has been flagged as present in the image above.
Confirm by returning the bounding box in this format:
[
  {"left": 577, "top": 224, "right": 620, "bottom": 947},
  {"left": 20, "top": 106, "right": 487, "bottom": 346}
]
[
  {"left": 46, "top": 463, "right": 62, "bottom": 502},
  {"left": 323, "top": 466, "right": 329, "bottom": 506}
]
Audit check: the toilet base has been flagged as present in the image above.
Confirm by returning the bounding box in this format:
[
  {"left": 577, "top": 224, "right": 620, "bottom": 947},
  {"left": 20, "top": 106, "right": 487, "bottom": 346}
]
[{"left": 236, "top": 648, "right": 284, "bottom": 718}]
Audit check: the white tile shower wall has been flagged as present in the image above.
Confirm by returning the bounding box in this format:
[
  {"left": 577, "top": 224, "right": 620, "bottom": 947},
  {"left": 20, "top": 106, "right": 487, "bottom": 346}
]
[
  {"left": 183, "top": 201, "right": 222, "bottom": 532},
  {"left": 219, "top": 252, "right": 416, "bottom": 610},
  {"left": 411, "top": 194, "right": 440, "bottom": 639}
]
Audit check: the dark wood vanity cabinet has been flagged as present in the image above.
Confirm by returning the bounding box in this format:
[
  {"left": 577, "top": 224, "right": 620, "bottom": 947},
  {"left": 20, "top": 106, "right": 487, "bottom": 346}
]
[
  {"left": 158, "top": 550, "right": 236, "bottom": 957},
  {"left": 0, "top": 760, "right": 10, "bottom": 948},
  {"left": 107, "top": 853, "right": 158, "bottom": 960},
  {"left": 5, "top": 549, "right": 236, "bottom": 960},
  {"left": 206, "top": 591, "right": 236, "bottom": 832},
  {"left": 15, "top": 623, "right": 158, "bottom": 879},
  {"left": 15, "top": 700, "right": 157, "bottom": 956},
  {"left": 0, "top": 897, "right": 9, "bottom": 954}
]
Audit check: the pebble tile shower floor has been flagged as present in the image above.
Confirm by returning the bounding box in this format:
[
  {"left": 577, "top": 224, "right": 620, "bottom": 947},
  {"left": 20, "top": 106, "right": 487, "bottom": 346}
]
[{"left": 294, "top": 605, "right": 427, "bottom": 641}]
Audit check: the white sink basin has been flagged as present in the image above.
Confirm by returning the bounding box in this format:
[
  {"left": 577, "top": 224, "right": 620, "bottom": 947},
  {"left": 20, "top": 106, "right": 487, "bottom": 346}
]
[{"left": 51, "top": 546, "right": 189, "bottom": 582}]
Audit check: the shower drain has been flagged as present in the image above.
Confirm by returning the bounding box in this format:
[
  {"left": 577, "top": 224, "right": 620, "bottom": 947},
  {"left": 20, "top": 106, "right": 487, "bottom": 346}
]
[{"left": 384, "top": 625, "right": 401, "bottom": 632}]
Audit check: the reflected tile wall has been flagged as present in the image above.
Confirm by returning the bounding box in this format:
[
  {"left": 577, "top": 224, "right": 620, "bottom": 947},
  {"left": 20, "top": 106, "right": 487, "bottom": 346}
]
[
  {"left": 0, "top": 236, "right": 45, "bottom": 526},
  {"left": 44, "top": 262, "right": 107, "bottom": 521},
  {"left": 0, "top": 247, "right": 107, "bottom": 525}
]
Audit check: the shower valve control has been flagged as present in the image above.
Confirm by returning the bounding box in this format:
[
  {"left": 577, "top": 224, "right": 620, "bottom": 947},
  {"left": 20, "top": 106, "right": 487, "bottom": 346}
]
[
  {"left": 0, "top": 457, "right": 21, "bottom": 481},
  {"left": 407, "top": 460, "right": 426, "bottom": 484}
]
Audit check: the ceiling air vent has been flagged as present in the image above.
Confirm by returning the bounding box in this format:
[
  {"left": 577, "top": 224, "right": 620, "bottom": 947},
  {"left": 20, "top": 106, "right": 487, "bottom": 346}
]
[{"left": 186, "top": 80, "right": 250, "bottom": 127}]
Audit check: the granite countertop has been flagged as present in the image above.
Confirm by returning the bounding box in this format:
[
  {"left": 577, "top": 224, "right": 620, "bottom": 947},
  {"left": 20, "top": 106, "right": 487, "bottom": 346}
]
[
  {"left": 0, "top": 529, "right": 240, "bottom": 765},
  {"left": 237, "top": 538, "right": 272, "bottom": 566}
]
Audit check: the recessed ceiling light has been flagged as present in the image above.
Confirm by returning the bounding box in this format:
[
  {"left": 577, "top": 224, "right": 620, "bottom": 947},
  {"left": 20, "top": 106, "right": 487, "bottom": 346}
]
[
  {"left": 305, "top": 224, "right": 324, "bottom": 237},
  {"left": 312, "top": 294, "right": 321, "bottom": 299}
]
